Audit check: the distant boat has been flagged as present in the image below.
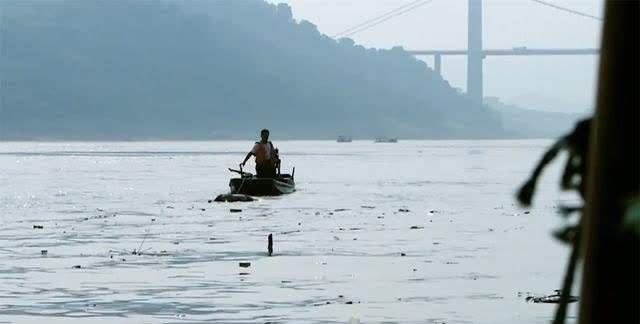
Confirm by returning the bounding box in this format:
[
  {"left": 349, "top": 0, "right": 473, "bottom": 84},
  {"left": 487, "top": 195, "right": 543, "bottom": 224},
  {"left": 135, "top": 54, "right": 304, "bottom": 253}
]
[
  {"left": 337, "top": 136, "right": 352, "bottom": 143},
  {"left": 374, "top": 137, "right": 398, "bottom": 143}
]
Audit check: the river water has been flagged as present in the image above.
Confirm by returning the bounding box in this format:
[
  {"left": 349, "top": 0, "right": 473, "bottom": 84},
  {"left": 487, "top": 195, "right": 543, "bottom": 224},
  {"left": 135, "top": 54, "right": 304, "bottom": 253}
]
[{"left": 0, "top": 140, "right": 580, "bottom": 323}]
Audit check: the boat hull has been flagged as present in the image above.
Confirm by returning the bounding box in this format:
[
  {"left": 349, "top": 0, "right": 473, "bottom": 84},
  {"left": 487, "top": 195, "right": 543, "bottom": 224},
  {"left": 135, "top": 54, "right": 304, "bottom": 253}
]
[{"left": 229, "top": 176, "right": 295, "bottom": 196}]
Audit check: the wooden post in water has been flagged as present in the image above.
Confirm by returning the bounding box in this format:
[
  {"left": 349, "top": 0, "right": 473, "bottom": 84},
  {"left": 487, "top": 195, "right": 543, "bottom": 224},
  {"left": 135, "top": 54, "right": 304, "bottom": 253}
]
[{"left": 268, "top": 234, "right": 273, "bottom": 256}]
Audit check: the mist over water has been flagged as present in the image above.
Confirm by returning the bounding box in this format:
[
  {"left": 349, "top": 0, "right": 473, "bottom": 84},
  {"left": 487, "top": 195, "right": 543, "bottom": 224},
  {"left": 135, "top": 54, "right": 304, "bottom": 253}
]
[{"left": 0, "top": 141, "right": 579, "bottom": 323}]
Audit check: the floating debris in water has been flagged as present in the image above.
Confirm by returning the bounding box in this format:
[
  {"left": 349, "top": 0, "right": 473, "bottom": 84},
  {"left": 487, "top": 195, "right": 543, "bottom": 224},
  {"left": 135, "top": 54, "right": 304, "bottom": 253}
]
[
  {"left": 239, "top": 262, "right": 251, "bottom": 268},
  {"left": 400, "top": 252, "right": 406, "bottom": 256},
  {"left": 212, "top": 194, "right": 255, "bottom": 203},
  {"left": 399, "top": 208, "right": 410, "bottom": 212},
  {"left": 230, "top": 209, "right": 242, "bottom": 213},
  {"left": 72, "top": 265, "right": 82, "bottom": 269},
  {"left": 334, "top": 208, "right": 349, "bottom": 212},
  {"left": 410, "top": 226, "right": 423, "bottom": 230},
  {"left": 526, "top": 290, "right": 579, "bottom": 304},
  {"left": 33, "top": 225, "right": 44, "bottom": 229},
  {"left": 41, "top": 250, "right": 48, "bottom": 256},
  {"left": 361, "top": 206, "right": 375, "bottom": 209}
]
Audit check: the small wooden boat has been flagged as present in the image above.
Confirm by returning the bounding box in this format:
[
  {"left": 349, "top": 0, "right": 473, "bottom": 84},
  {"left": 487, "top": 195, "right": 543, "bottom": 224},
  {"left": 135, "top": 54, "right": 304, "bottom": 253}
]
[{"left": 228, "top": 168, "right": 295, "bottom": 196}]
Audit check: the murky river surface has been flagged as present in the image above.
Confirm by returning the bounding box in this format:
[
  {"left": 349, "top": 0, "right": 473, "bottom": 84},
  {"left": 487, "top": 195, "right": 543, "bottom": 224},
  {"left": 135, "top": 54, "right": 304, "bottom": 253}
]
[{"left": 0, "top": 140, "right": 580, "bottom": 323}]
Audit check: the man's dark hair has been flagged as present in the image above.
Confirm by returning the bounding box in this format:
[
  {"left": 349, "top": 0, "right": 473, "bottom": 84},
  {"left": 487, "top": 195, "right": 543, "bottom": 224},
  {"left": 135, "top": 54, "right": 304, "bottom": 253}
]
[{"left": 261, "top": 129, "right": 270, "bottom": 135}]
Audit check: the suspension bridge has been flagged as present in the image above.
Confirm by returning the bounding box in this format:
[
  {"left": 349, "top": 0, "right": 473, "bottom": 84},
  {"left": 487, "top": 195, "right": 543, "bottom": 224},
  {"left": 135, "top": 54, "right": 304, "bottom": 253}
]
[{"left": 334, "top": 0, "right": 602, "bottom": 104}]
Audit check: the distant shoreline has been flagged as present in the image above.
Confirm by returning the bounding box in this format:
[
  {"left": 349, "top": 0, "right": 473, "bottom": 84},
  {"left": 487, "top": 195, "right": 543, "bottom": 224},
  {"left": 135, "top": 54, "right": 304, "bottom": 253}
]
[{"left": 0, "top": 137, "right": 556, "bottom": 142}]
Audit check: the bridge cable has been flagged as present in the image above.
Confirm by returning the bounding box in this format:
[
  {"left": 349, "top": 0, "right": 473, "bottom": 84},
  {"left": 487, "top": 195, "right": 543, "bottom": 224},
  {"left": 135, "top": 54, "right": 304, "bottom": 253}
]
[
  {"left": 528, "top": 0, "right": 603, "bottom": 21},
  {"left": 339, "top": 0, "right": 435, "bottom": 38},
  {"left": 340, "top": 0, "right": 434, "bottom": 38},
  {"left": 333, "top": 0, "right": 425, "bottom": 38}
]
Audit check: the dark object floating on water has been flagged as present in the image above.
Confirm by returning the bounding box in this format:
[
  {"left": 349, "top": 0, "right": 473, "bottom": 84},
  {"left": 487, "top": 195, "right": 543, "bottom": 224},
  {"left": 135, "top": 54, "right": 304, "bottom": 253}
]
[
  {"left": 230, "top": 209, "right": 242, "bottom": 213},
  {"left": 399, "top": 208, "right": 410, "bottom": 212},
  {"left": 72, "top": 265, "right": 82, "bottom": 269},
  {"left": 212, "top": 194, "right": 255, "bottom": 203},
  {"left": 41, "top": 250, "right": 48, "bottom": 256},
  {"left": 410, "top": 226, "right": 423, "bottom": 230},
  {"left": 337, "top": 136, "right": 352, "bottom": 143},
  {"left": 239, "top": 262, "right": 251, "bottom": 268},
  {"left": 268, "top": 234, "right": 273, "bottom": 256},
  {"left": 361, "top": 205, "right": 375, "bottom": 209},
  {"left": 228, "top": 167, "right": 295, "bottom": 196},
  {"left": 400, "top": 252, "right": 406, "bottom": 256},
  {"left": 526, "top": 290, "right": 579, "bottom": 304},
  {"left": 33, "top": 225, "right": 44, "bottom": 229}
]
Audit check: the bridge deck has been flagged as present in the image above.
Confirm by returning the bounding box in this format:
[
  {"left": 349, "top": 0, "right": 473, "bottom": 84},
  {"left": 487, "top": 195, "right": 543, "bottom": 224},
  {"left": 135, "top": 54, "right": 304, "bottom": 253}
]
[{"left": 408, "top": 48, "right": 599, "bottom": 56}]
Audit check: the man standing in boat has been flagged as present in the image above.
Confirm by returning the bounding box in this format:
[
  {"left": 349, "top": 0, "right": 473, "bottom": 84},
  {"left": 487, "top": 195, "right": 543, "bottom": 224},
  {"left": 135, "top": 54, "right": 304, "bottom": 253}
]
[{"left": 240, "top": 129, "right": 280, "bottom": 178}]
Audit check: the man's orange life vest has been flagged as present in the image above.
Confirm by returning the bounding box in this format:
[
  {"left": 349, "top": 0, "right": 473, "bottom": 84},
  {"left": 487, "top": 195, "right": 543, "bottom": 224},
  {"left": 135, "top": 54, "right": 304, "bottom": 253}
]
[{"left": 253, "top": 142, "right": 274, "bottom": 164}]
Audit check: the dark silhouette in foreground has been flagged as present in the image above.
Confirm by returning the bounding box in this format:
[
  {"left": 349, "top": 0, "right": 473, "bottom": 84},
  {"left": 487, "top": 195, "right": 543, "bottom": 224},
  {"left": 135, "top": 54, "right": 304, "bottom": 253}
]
[
  {"left": 517, "top": 118, "right": 591, "bottom": 324},
  {"left": 517, "top": 3, "right": 639, "bottom": 323}
]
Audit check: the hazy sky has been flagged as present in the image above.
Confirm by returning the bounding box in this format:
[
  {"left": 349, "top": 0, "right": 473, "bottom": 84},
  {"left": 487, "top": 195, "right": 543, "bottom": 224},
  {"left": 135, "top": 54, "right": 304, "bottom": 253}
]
[{"left": 266, "top": 0, "right": 604, "bottom": 113}]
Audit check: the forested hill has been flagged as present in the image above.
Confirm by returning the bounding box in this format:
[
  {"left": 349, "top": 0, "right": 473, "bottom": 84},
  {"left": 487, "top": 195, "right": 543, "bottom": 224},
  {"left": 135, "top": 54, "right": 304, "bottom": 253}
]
[{"left": 0, "top": 0, "right": 503, "bottom": 140}]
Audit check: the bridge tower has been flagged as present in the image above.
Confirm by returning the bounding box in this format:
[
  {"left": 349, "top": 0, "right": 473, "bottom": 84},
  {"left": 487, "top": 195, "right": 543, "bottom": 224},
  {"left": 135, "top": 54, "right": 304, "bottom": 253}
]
[{"left": 467, "top": 0, "right": 484, "bottom": 104}]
